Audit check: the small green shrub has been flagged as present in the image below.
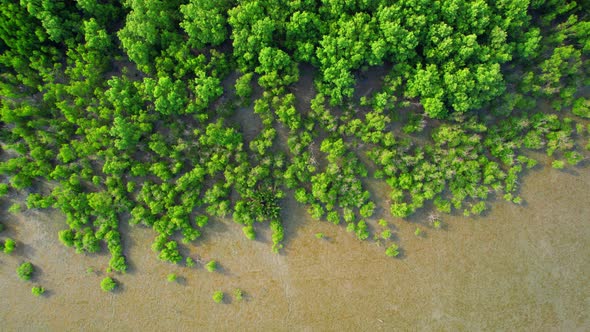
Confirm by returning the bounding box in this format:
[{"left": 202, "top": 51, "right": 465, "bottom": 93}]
[
  {"left": 4, "top": 238, "right": 16, "bottom": 254},
  {"left": 212, "top": 290, "right": 224, "bottom": 303},
  {"left": 385, "top": 244, "right": 400, "bottom": 257},
  {"left": 17, "top": 262, "right": 34, "bottom": 281},
  {"left": 205, "top": 260, "right": 217, "bottom": 272},
  {"left": 380, "top": 229, "right": 392, "bottom": 240},
  {"left": 414, "top": 228, "right": 422, "bottom": 237},
  {"left": 185, "top": 257, "right": 195, "bottom": 268},
  {"left": 326, "top": 211, "right": 339, "bottom": 224},
  {"left": 471, "top": 202, "right": 487, "bottom": 215},
  {"left": 242, "top": 225, "right": 256, "bottom": 240},
  {"left": 315, "top": 232, "right": 325, "bottom": 239},
  {"left": 100, "top": 277, "right": 117, "bottom": 292},
  {"left": 234, "top": 288, "right": 243, "bottom": 301},
  {"left": 551, "top": 160, "right": 565, "bottom": 169},
  {"left": 0, "top": 183, "right": 8, "bottom": 197},
  {"left": 8, "top": 203, "right": 21, "bottom": 214},
  {"left": 565, "top": 151, "right": 583, "bottom": 165},
  {"left": 355, "top": 221, "right": 369, "bottom": 240},
  {"left": 31, "top": 286, "right": 45, "bottom": 297},
  {"left": 167, "top": 273, "right": 177, "bottom": 282},
  {"left": 346, "top": 222, "right": 355, "bottom": 233}
]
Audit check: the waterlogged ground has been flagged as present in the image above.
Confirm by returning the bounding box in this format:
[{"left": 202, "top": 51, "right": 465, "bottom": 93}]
[{"left": 0, "top": 156, "right": 589, "bottom": 331}]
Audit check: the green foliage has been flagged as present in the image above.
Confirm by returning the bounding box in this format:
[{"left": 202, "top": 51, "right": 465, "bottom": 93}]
[
  {"left": 31, "top": 286, "right": 45, "bottom": 297},
  {"left": 100, "top": 277, "right": 116, "bottom": 292},
  {"left": 355, "top": 221, "right": 369, "bottom": 241},
  {"left": 270, "top": 220, "right": 284, "bottom": 253},
  {"left": 233, "top": 288, "right": 244, "bottom": 301},
  {"left": 471, "top": 202, "right": 487, "bottom": 216},
  {"left": 167, "top": 273, "right": 177, "bottom": 282},
  {"left": 157, "top": 240, "right": 182, "bottom": 264},
  {"left": 0, "top": 0, "right": 588, "bottom": 277},
  {"left": 0, "top": 183, "right": 9, "bottom": 197},
  {"left": 16, "top": 262, "right": 34, "bottom": 281},
  {"left": 414, "top": 228, "right": 422, "bottom": 237},
  {"left": 315, "top": 233, "right": 325, "bottom": 239},
  {"left": 552, "top": 160, "right": 566, "bottom": 169},
  {"left": 205, "top": 260, "right": 217, "bottom": 272},
  {"left": 185, "top": 257, "right": 195, "bottom": 268},
  {"left": 242, "top": 225, "right": 256, "bottom": 240},
  {"left": 3, "top": 238, "right": 16, "bottom": 254},
  {"left": 212, "top": 290, "right": 224, "bottom": 303},
  {"left": 180, "top": 0, "right": 230, "bottom": 49},
  {"left": 565, "top": 151, "right": 584, "bottom": 166},
  {"left": 385, "top": 244, "right": 400, "bottom": 258},
  {"left": 8, "top": 203, "right": 22, "bottom": 214},
  {"left": 235, "top": 73, "right": 254, "bottom": 99},
  {"left": 572, "top": 98, "right": 590, "bottom": 118}
]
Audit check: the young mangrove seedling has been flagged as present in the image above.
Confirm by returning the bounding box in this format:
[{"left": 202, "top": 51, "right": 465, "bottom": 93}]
[
  {"left": 385, "top": 244, "right": 400, "bottom": 257},
  {"left": 234, "top": 288, "right": 244, "bottom": 301},
  {"left": 3, "top": 238, "right": 16, "bottom": 254},
  {"left": 414, "top": 227, "right": 422, "bottom": 237},
  {"left": 167, "top": 273, "right": 178, "bottom": 282},
  {"left": 205, "top": 260, "right": 218, "bottom": 272},
  {"left": 16, "top": 262, "right": 34, "bottom": 281},
  {"left": 212, "top": 291, "right": 224, "bottom": 303},
  {"left": 100, "top": 277, "right": 117, "bottom": 292},
  {"left": 185, "top": 257, "right": 195, "bottom": 268},
  {"left": 31, "top": 286, "right": 45, "bottom": 297}
]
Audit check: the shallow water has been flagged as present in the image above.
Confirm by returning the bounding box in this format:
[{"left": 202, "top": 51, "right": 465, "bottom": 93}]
[{"left": 0, "top": 155, "right": 589, "bottom": 331}]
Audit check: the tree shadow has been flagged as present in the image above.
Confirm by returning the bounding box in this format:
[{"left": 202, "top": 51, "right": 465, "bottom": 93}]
[
  {"left": 111, "top": 279, "right": 125, "bottom": 294},
  {"left": 39, "top": 288, "right": 54, "bottom": 298},
  {"left": 276, "top": 191, "right": 305, "bottom": 252},
  {"left": 175, "top": 275, "right": 187, "bottom": 286},
  {"left": 118, "top": 220, "right": 138, "bottom": 275}
]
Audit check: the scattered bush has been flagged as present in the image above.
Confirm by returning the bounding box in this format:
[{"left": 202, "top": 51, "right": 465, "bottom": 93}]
[
  {"left": 212, "top": 291, "right": 224, "bottom": 303},
  {"left": 186, "top": 257, "right": 195, "bottom": 268},
  {"left": 16, "top": 262, "right": 34, "bottom": 281},
  {"left": 3, "top": 238, "right": 16, "bottom": 254},
  {"left": 381, "top": 230, "right": 392, "bottom": 240},
  {"left": 234, "top": 288, "right": 244, "bottom": 301},
  {"left": 552, "top": 160, "right": 566, "bottom": 169},
  {"left": 31, "top": 286, "right": 45, "bottom": 297},
  {"left": 385, "top": 244, "right": 400, "bottom": 258},
  {"left": 100, "top": 277, "right": 117, "bottom": 292},
  {"left": 205, "top": 260, "right": 217, "bottom": 272},
  {"left": 414, "top": 228, "right": 422, "bottom": 237}
]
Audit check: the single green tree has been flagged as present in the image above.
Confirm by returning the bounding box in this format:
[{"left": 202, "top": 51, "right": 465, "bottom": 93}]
[
  {"left": 385, "top": 244, "right": 400, "bottom": 258},
  {"left": 100, "top": 277, "right": 117, "bottom": 292},
  {"left": 234, "top": 288, "right": 244, "bottom": 301},
  {"left": 4, "top": 238, "right": 16, "bottom": 254},
  {"left": 212, "top": 290, "right": 224, "bottom": 303},
  {"left": 31, "top": 286, "right": 45, "bottom": 297},
  {"left": 205, "top": 260, "right": 217, "bottom": 272},
  {"left": 17, "top": 262, "right": 34, "bottom": 281},
  {"left": 167, "top": 273, "right": 178, "bottom": 282}
]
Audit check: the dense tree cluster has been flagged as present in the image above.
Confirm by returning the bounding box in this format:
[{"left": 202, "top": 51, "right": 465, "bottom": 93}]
[{"left": 0, "top": 0, "right": 588, "bottom": 275}]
